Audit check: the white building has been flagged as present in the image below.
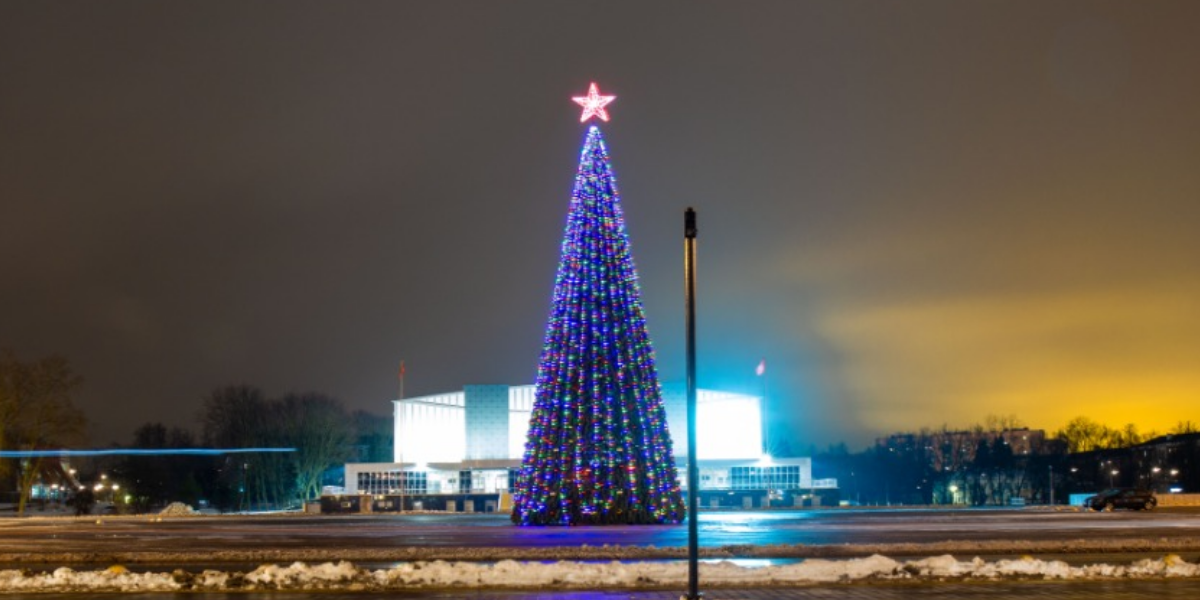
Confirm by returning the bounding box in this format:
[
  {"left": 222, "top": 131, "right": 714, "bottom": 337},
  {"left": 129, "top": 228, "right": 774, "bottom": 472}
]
[{"left": 344, "top": 382, "right": 837, "bottom": 508}]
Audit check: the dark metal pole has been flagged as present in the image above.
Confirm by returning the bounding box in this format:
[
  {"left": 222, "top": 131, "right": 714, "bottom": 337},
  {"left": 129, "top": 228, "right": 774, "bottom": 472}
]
[{"left": 684, "top": 207, "right": 700, "bottom": 600}]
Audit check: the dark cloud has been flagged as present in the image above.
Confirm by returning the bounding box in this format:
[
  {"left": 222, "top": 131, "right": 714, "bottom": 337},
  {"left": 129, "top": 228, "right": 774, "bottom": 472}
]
[{"left": 2, "top": 1, "right": 1197, "bottom": 449}]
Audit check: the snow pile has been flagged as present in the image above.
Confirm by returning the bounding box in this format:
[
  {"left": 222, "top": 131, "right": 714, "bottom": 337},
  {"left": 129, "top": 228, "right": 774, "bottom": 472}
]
[
  {"left": 904, "top": 554, "right": 1200, "bottom": 581},
  {"left": 1, "top": 555, "right": 1200, "bottom": 593},
  {"left": 244, "top": 561, "right": 361, "bottom": 589},
  {"left": 0, "top": 565, "right": 180, "bottom": 593},
  {"left": 158, "top": 502, "right": 197, "bottom": 516}
]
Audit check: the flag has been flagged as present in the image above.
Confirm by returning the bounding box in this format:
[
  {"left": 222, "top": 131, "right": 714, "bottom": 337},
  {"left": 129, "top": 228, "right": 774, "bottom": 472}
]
[
  {"left": 756, "top": 358, "right": 766, "bottom": 376},
  {"left": 399, "top": 360, "right": 406, "bottom": 380}
]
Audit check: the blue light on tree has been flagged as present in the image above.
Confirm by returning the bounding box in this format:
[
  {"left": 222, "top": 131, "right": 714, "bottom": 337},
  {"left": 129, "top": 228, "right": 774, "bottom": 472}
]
[{"left": 512, "top": 84, "right": 684, "bottom": 526}]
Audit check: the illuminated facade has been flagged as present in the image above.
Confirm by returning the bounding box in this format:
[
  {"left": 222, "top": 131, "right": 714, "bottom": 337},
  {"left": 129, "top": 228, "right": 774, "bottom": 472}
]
[
  {"left": 343, "top": 383, "right": 837, "bottom": 502},
  {"left": 394, "top": 383, "right": 764, "bottom": 464}
]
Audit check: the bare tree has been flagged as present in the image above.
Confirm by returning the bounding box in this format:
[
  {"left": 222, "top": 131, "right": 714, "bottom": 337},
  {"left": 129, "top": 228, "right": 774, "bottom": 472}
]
[
  {"left": 983, "top": 414, "right": 1026, "bottom": 433},
  {"left": 1172, "top": 421, "right": 1199, "bottom": 434},
  {"left": 0, "top": 353, "right": 87, "bottom": 514},
  {"left": 1055, "top": 416, "right": 1112, "bottom": 453},
  {"left": 122, "top": 422, "right": 202, "bottom": 510},
  {"left": 201, "top": 385, "right": 276, "bottom": 510},
  {"left": 200, "top": 386, "right": 353, "bottom": 508},
  {"left": 201, "top": 385, "right": 269, "bottom": 449},
  {"left": 1114, "top": 423, "right": 1145, "bottom": 448},
  {"left": 278, "top": 393, "right": 352, "bottom": 501}
]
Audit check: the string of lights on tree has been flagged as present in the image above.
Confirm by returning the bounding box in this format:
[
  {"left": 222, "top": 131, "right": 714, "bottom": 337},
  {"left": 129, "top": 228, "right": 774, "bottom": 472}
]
[{"left": 511, "top": 83, "right": 685, "bottom": 526}]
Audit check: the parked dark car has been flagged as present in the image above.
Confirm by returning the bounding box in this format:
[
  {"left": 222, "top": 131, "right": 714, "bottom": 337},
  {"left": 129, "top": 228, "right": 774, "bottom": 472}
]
[{"left": 1084, "top": 488, "right": 1157, "bottom": 511}]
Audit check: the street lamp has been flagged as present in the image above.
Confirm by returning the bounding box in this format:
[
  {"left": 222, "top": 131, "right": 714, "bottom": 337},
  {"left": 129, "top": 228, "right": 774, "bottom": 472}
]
[
  {"left": 241, "top": 463, "right": 249, "bottom": 512},
  {"left": 1109, "top": 470, "right": 1119, "bottom": 487},
  {"left": 1049, "top": 465, "right": 1055, "bottom": 505}
]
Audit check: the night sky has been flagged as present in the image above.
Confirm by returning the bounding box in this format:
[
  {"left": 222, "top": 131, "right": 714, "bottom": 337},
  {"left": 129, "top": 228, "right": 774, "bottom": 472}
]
[{"left": 3, "top": 1, "right": 1198, "bottom": 450}]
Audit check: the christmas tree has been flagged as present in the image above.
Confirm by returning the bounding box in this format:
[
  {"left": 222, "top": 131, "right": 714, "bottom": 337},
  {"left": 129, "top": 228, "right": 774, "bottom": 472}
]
[{"left": 511, "top": 84, "right": 685, "bottom": 526}]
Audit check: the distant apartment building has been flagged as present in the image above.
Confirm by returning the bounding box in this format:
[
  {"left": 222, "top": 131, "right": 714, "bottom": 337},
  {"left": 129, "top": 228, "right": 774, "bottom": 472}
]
[{"left": 877, "top": 428, "right": 1053, "bottom": 473}]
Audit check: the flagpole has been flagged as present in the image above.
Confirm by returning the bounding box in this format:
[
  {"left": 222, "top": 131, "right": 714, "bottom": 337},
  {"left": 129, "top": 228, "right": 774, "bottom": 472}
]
[{"left": 757, "top": 358, "right": 769, "bottom": 457}]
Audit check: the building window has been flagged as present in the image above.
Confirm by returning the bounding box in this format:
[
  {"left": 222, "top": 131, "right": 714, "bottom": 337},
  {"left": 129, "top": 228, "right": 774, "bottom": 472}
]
[
  {"left": 730, "top": 466, "right": 801, "bottom": 490},
  {"left": 357, "top": 471, "right": 427, "bottom": 495}
]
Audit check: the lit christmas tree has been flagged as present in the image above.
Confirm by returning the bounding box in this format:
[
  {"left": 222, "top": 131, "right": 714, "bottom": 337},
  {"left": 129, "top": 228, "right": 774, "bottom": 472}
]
[{"left": 512, "top": 83, "right": 685, "bottom": 526}]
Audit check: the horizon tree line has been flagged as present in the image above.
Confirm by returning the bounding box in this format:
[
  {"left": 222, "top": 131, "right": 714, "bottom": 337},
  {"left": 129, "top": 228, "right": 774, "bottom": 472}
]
[
  {"left": 112, "top": 384, "right": 391, "bottom": 511},
  {"left": 811, "top": 415, "right": 1200, "bottom": 507},
  {"left": 2, "top": 349, "right": 391, "bottom": 514},
  {"left": 6, "top": 350, "right": 1197, "bottom": 513}
]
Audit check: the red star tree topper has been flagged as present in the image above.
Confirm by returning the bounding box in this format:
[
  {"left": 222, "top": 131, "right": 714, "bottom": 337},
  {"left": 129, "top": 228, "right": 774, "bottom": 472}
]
[{"left": 572, "top": 82, "right": 616, "bottom": 123}]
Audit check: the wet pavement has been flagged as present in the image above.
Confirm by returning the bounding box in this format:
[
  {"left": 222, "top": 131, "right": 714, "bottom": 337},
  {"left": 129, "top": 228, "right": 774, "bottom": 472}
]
[
  {"left": 5, "top": 507, "right": 1200, "bottom": 558},
  {"left": 8, "top": 508, "right": 1200, "bottom": 598}
]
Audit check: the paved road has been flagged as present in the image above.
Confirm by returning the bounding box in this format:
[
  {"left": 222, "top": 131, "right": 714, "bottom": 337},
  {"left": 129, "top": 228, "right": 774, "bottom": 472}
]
[
  {"left": 9, "top": 509, "right": 1199, "bottom": 598},
  {"left": 27, "top": 580, "right": 1200, "bottom": 599},
  {"left": 3, "top": 507, "right": 1200, "bottom": 561}
]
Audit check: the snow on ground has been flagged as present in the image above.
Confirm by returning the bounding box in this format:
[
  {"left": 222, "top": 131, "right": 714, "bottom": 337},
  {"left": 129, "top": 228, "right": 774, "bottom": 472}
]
[
  {"left": 1, "top": 554, "right": 1199, "bottom": 593},
  {"left": 157, "top": 502, "right": 198, "bottom": 516}
]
